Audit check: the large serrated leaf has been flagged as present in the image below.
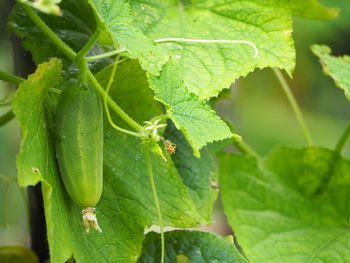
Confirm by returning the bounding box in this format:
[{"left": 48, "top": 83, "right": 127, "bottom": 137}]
[
  {"left": 149, "top": 58, "right": 237, "bottom": 157},
  {"left": 311, "top": 44, "right": 350, "bottom": 102},
  {"left": 138, "top": 230, "right": 248, "bottom": 263},
  {"left": 130, "top": 0, "right": 295, "bottom": 99},
  {"left": 88, "top": 0, "right": 168, "bottom": 75},
  {"left": 13, "top": 59, "right": 202, "bottom": 263},
  {"left": 220, "top": 146, "right": 350, "bottom": 263}
]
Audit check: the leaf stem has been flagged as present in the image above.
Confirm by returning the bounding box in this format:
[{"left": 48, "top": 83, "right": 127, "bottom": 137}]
[
  {"left": 234, "top": 139, "right": 260, "bottom": 160},
  {"left": 85, "top": 48, "right": 127, "bottom": 62},
  {"left": 272, "top": 68, "right": 313, "bottom": 146},
  {"left": 104, "top": 56, "right": 144, "bottom": 137},
  {"left": 20, "top": 3, "right": 76, "bottom": 60},
  {"left": 145, "top": 147, "right": 164, "bottom": 263},
  {"left": 0, "top": 71, "right": 61, "bottom": 96},
  {"left": 75, "top": 27, "right": 101, "bottom": 63},
  {"left": 0, "top": 71, "right": 25, "bottom": 85},
  {"left": 0, "top": 110, "right": 15, "bottom": 127},
  {"left": 335, "top": 121, "right": 350, "bottom": 154}
]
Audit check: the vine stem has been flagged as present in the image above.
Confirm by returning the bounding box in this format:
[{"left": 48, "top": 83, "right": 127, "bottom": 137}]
[
  {"left": 104, "top": 56, "right": 144, "bottom": 137},
  {"left": 155, "top": 38, "right": 258, "bottom": 58},
  {"left": 145, "top": 147, "right": 165, "bottom": 263},
  {"left": 335, "top": 121, "right": 350, "bottom": 154},
  {"left": 0, "top": 110, "right": 15, "bottom": 127},
  {"left": 20, "top": 3, "right": 142, "bottom": 132},
  {"left": 272, "top": 68, "right": 313, "bottom": 146},
  {"left": 86, "top": 48, "right": 127, "bottom": 62},
  {"left": 75, "top": 27, "right": 101, "bottom": 63},
  {"left": 0, "top": 71, "right": 25, "bottom": 85},
  {"left": 234, "top": 139, "right": 260, "bottom": 160},
  {"left": 0, "top": 71, "right": 61, "bottom": 94}
]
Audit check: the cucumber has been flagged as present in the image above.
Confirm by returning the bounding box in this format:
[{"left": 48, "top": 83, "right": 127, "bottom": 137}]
[{"left": 55, "top": 82, "right": 103, "bottom": 232}]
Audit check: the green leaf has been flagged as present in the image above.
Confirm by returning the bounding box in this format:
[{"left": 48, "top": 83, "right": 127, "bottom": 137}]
[
  {"left": 137, "top": 230, "right": 248, "bottom": 263},
  {"left": 289, "top": 0, "right": 340, "bottom": 20},
  {"left": 12, "top": 58, "right": 62, "bottom": 187},
  {"left": 220, "top": 146, "right": 350, "bottom": 263},
  {"left": 164, "top": 121, "right": 219, "bottom": 223},
  {"left": 87, "top": 0, "right": 168, "bottom": 75},
  {"left": 311, "top": 45, "right": 350, "bottom": 102},
  {"left": 19, "top": 0, "right": 62, "bottom": 16},
  {"left": 8, "top": 0, "right": 111, "bottom": 85},
  {"left": 131, "top": 0, "right": 295, "bottom": 99},
  {"left": 149, "top": 58, "right": 237, "bottom": 157},
  {"left": 13, "top": 59, "right": 202, "bottom": 263}
]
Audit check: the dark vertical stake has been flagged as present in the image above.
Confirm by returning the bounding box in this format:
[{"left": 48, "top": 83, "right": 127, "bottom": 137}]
[{"left": 6, "top": 1, "right": 50, "bottom": 262}]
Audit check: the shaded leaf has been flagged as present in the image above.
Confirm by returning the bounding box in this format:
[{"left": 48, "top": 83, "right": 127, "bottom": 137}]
[
  {"left": 165, "top": 121, "right": 219, "bottom": 223},
  {"left": 137, "top": 230, "right": 247, "bottom": 263},
  {"left": 220, "top": 146, "right": 350, "bottom": 263}
]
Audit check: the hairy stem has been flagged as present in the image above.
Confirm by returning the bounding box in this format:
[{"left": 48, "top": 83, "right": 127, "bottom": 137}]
[
  {"left": 0, "top": 71, "right": 25, "bottom": 85},
  {"left": 0, "top": 71, "right": 61, "bottom": 95},
  {"left": 75, "top": 27, "right": 101, "bottom": 63},
  {"left": 145, "top": 147, "right": 165, "bottom": 263},
  {"left": 0, "top": 110, "right": 15, "bottom": 127},
  {"left": 335, "top": 121, "right": 350, "bottom": 154},
  {"left": 86, "top": 48, "right": 127, "bottom": 62},
  {"left": 272, "top": 68, "right": 313, "bottom": 146},
  {"left": 234, "top": 139, "right": 260, "bottom": 160}
]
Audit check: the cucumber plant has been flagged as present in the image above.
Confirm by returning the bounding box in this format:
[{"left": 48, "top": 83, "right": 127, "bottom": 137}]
[{"left": 0, "top": 0, "right": 349, "bottom": 263}]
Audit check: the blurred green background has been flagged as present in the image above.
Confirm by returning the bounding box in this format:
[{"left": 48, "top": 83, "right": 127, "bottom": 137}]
[{"left": 0, "top": 0, "right": 349, "bottom": 248}]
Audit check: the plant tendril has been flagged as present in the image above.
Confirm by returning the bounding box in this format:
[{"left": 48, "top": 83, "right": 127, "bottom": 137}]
[
  {"left": 155, "top": 38, "right": 258, "bottom": 58},
  {"left": 104, "top": 56, "right": 144, "bottom": 138}
]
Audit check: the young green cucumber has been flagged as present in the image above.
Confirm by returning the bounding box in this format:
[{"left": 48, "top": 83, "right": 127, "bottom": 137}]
[{"left": 55, "top": 82, "right": 103, "bottom": 233}]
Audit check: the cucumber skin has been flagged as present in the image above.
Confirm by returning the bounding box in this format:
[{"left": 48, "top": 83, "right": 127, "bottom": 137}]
[{"left": 55, "top": 83, "right": 103, "bottom": 208}]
